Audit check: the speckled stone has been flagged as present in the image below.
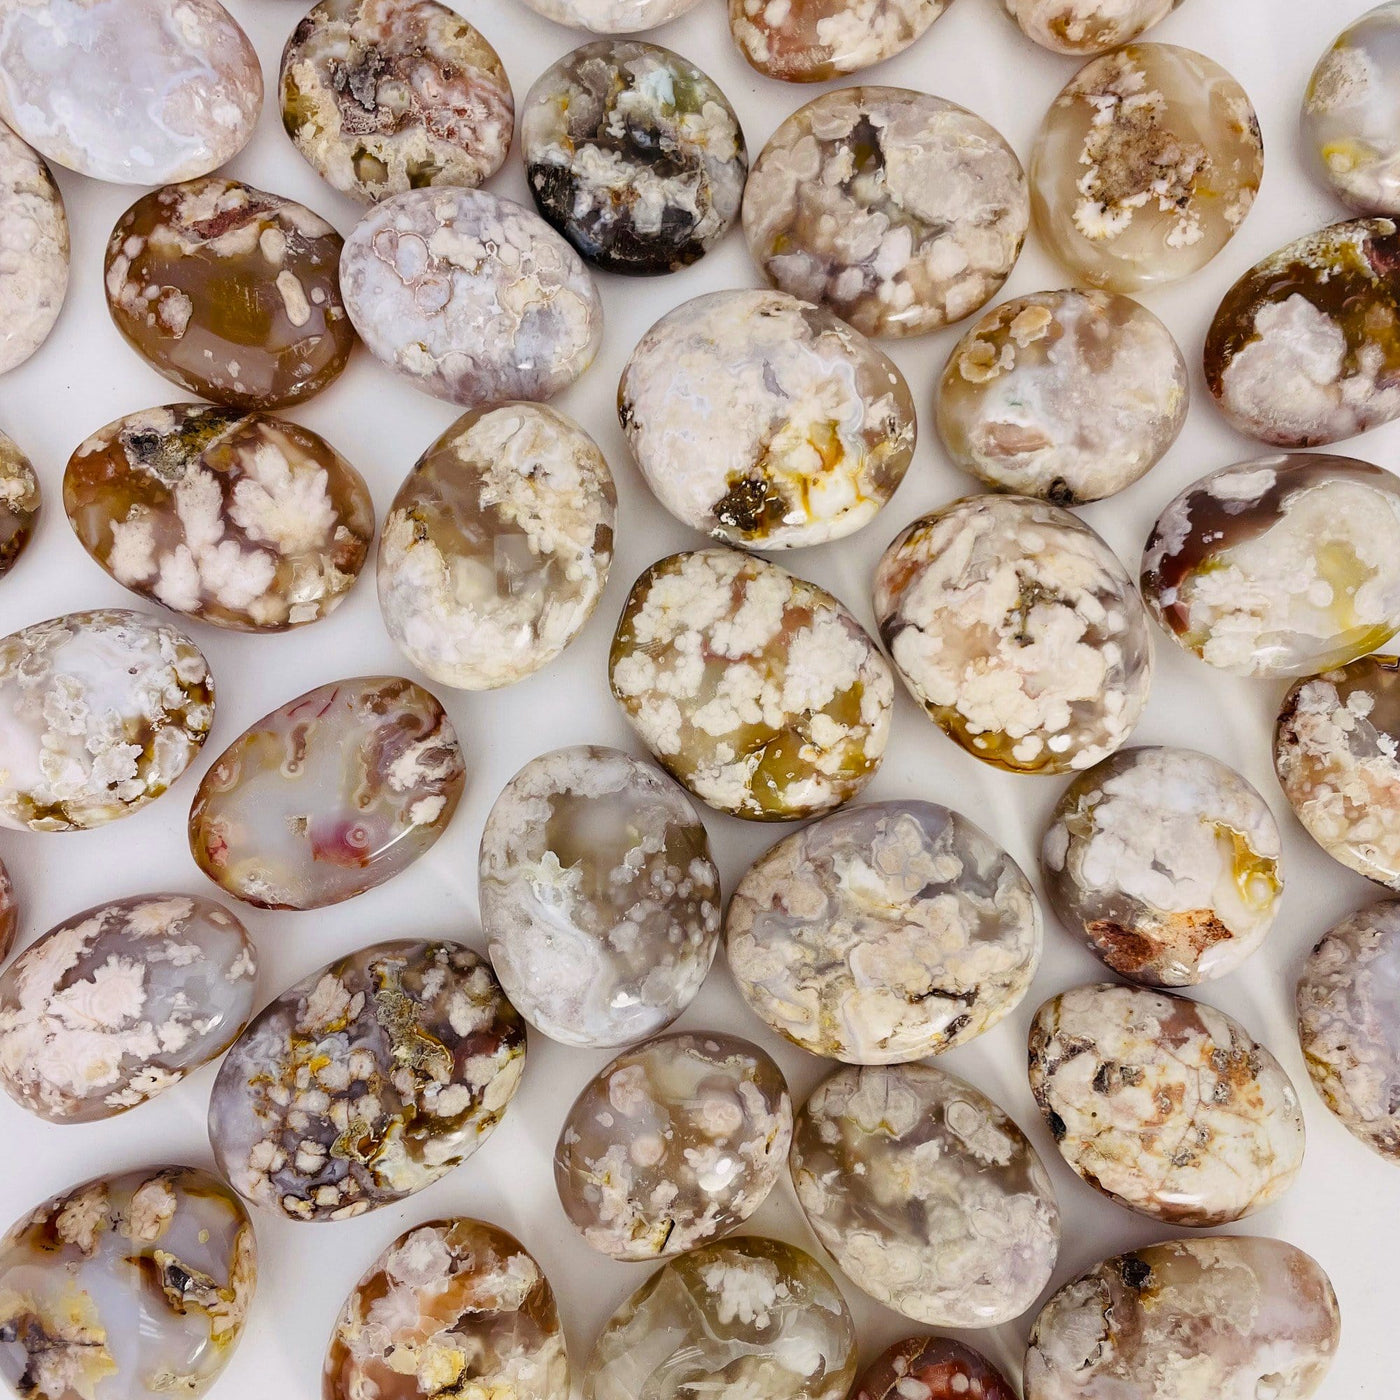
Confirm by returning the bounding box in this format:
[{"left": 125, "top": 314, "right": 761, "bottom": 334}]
[
  {"left": 554, "top": 1031, "right": 792, "bottom": 1260},
  {"left": 610, "top": 549, "right": 894, "bottom": 820},
  {"left": 1003, "top": 0, "right": 1182, "bottom": 54},
  {"left": 1140, "top": 453, "right": 1400, "bottom": 677},
  {"left": 619, "top": 290, "right": 914, "bottom": 549},
  {"left": 0, "top": 894, "right": 254, "bottom": 1123},
  {"left": 0, "top": 125, "right": 67, "bottom": 374},
  {"left": 937, "top": 288, "right": 1187, "bottom": 504},
  {"left": 0, "top": 857, "right": 14, "bottom": 965},
  {"left": 340, "top": 188, "right": 603, "bottom": 406},
  {"left": 725, "top": 801, "right": 1042, "bottom": 1063},
  {"left": 1042, "top": 747, "right": 1283, "bottom": 986},
  {"left": 0, "top": 429, "right": 39, "bottom": 577},
  {"left": 479, "top": 746, "right": 720, "bottom": 1048},
  {"left": 281, "top": 0, "right": 513, "bottom": 205},
  {"left": 791, "top": 1061, "right": 1060, "bottom": 1327},
  {"left": 378, "top": 403, "right": 615, "bottom": 690},
  {"left": 874, "top": 495, "right": 1153, "bottom": 774},
  {"left": 1024, "top": 1236, "right": 1341, "bottom": 1400},
  {"left": 1028, "top": 983, "right": 1306, "bottom": 1226},
  {"left": 65, "top": 405, "right": 373, "bottom": 633},
  {"left": 0, "top": 609, "right": 213, "bottom": 833},
  {"left": 853, "top": 1337, "right": 1016, "bottom": 1400},
  {"left": 743, "top": 87, "right": 1028, "bottom": 338},
  {"left": 1031, "top": 44, "right": 1262, "bottom": 293}
]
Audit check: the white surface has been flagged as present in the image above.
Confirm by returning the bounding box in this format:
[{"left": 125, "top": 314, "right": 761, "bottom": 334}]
[{"left": 0, "top": 0, "right": 1386, "bottom": 1394}]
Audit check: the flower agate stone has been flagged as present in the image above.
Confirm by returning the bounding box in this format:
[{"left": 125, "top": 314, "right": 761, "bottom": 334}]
[
  {"left": 792, "top": 1062, "right": 1059, "bottom": 1327},
  {"left": 0, "top": 609, "right": 212, "bottom": 832},
  {"left": 853, "top": 1338, "right": 1015, "bottom": 1400},
  {"left": 584, "top": 1236, "right": 856, "bottom": 1400},
  {"left": 1027, "top": 983, "right": 1306, "bottom": 1225},
  {"left": 479, "top": 746, "right": 720, "bottom": 1047},
  {"left": 0, "top": 125, "right": 66, "bottom": 374},
  {"left": 1002, "top": 0, "right": 1181, "bottom": 54},
  {"left": 554, "top": 1031, "right": 792, "bottom": 1259},
  {"left": 64, "top": 406, "right": 373, "bottom": 633},
  {"left": 609, "top": 550, "right": 893, "bottom": 820},
  {"left": 0, "top": 858, "right": 14, "bottom": 963},
  {"left": 0, "top": 0, "right": 261, "bottom": 185},
  {"left": 0, "top": 894, "right": 254, "bottom": 1122},
  {"left": 1204, "top": 221, "right": 1400, "bottom": 447},
  {"left": 0, "top": 1166, "right": 256, "bottom": 1400},
  {"left": 1023, "top": 1237, "right": 1341, "bottom": 1400},
  {"left": 514, "top": 0, "right": 701, "bottom": 33},
  {"left": 0, "top": 429, "right": 38, "bottom": 576},
  {"left": 340, "top": 188, "right": 603, "bottom": 407},
  {"left": 1041, "top": 747, "right": 1283, "bottom": 986},
  {"left": 523, "top": 42, "right": 746, "bottom": 276},
  {"left": 618, "top": 290, "right": 914, "bottom": 549},
  {"left": 936, "top": 289, "right": 1187, "bottom": 504},
  {"left": 1030, "top": 45, "right": 1262, "bottom": 293},
  {"left": 210, "top": 940, "right": 525, "bottom": 1222},
  {"left": 189, "top": 676, "right": 464, "bottom": 911},
  {"left": 104, "top": 179, "right": 353, "bottom": 410},
  {"left": 325, "top": 1219, "right": 569, "bottom": 1400},
  {"left": 725, "top": 801, "right": 1042, "bottom": 1063},
  {"left": 378, "top": 404, "right": 614, "bottom": 690},
  {"left": 1140, "top": 453, "right": 1400, "bottom": 677},
  {"left": 873, "top": 495, "right": 1152, "bottom": 774},
  {"left": 742, "top": 88, "right": 1028, "bottom": 338},
  {"left": 281, "top": 0, "right": 513, "bottom": 205}
]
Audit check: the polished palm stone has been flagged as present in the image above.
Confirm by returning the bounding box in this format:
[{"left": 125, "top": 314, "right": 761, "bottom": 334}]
[
  {"left": 584, "top": 1236, "right": 856, "bottom": 1400},
  {"left": 0, "top": 609, "right": 213, "bottom": 832},
  {"left": 325, "top": 1219, "right": 569, "bottom": 1400},
  {"left": 281, "top": 0, "right": 514, "bottom": 204},
  {"left": 1141, "top": 453, "right": 1400, "bottom": 676},
  {"left": 1028, "top": 983, "right": 1306, "bottom": 1225},
  {"left": 0, "top": 124, "right": 67, "bottom": 374},
  {"left": 853, "top": 1338, "right": 1015, "bottom": 1400},
  {"left": 0, "top": 429, "right": 39, "bottom": 576},
  {"left": 189, "top": 676, "right": 464, "bottom": 911},
  {"left": 65, "top": 405, "right": 374, "bottom": 632},
  {"left": 210, "top": 939, "right": 525, "bottom": 1222},
  {"left": 512, "top": 0, "right": 701, "bottom": 31},
  {"left": 0, "top": 1165, "right": 257, "bottom": 1400},
  {"left": 378, "top": 404, "right": 615, "bottom": 690},
  {"left": 0, "top": 857, "right": 14, "bottom": 965},
  {"left": 1024, "top": 1237, "right": 1340, "bottom": 1400},
  {"left": 1003, "top": 0, "right": 1182, "bottom": 54},
  {"left": 104, "top": 178, "right": 353, "bottom": 409},
  {"left": 618, "top": 290, "right": 915, "bottom": 549},
  {"left": 479, "top": 746, "right": 720, "bottom": 1047},
  {"left": 1031, "top": 44, "right": 1262, "bottom": 293},
  {"left": 0, "top": 894, "right": 255, "bottom": 1122},
  {"left": 523, "top": 42, "right": 746, "bottom": 276}
]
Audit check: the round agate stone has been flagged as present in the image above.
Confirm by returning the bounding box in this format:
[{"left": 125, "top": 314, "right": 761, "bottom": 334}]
[
  {"left": 0, "top": 429, "right": 39, "bottom": 577},
  {"left": 1003, "top": 0, "right": 1183, "bottom": 55},
  {"left": 0, "top": 125, "right": 67, "bottom": 374},
  {"left": 853, "top": 1338, "right": 1015, "bottom": 1400}
]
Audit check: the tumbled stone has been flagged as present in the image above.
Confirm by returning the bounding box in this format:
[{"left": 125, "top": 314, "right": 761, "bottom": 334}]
[
  {"left": 479, "top": 746, "right": 719, "bottom": 1047},
  {"left": 65, "top": 405, "right": 373, "bottom": 633},
  {"left": 523, "top": 42, "right": 745, "bottom": 276},
  {"left": 874, "top": 495, "right": 1152, "bottom": 774},
  {"left": 610, "top": 549, "right": 893, "bottom": 820},
  {"left": 378, "top": 404, "right": 614, "bottom": 690},
  {"left": 340, "top": 188, "right": 603, "bottom": 407},
  {"left": 936, "top": 288, "right": 1187, "bottom": 504},
  {"left": 0, "top": 857, "right": 13, "bottom": 965},
  {"left": 281, "top": 0, "right": 513, "bottom": 205},
  {"left": 1024, "top": 1236, "right": 1341, "bottom": 1400},
  {"left": 514, "top": 0, "right": 701, "bottom": 31},
  {"left": 554, "top": 1031, "right": 792, "bottom": 1260},
  {"left": 189, "top": 676, "right": 464, "bottom": 911},
  {"left": 0, "top": 894, "right": 254, "bottom": 1123},
  {"left": 1028, "top": 983, "right": 1306, "bottom": 1225},
  {"left": 0, "top": 125, "right": 66, "bottom": 374},
  {"left": 0, "top": 0, "right": 261, "bottom": 185},
  {"left": 326, "top": 1218, "right": 568, "bottom": 1400},
  {"left": 584, "top": 1236, "right": 856, "bottom": 1400},
  {"left": 104, "top": 179, "right": 353, "bottom": 410},
  {"left": 853, "top": 1338, "right": 1015, "bottom": 1400},
  {"left": 1204, "top": 220, "right": 1400, "bottom": 446},
  {"left": 1140, "top": 453, "right": 1400, "bottom": 676},
  {"left": 726, "top": 801, "right": 1041, "bottom": 1063},
  {"left": 743, "top": 87, "right": 1027, "bottom": 338},
  {"left": 1042, "top": 746, "right": 1282, "bottom": 986},
  {"left": 619, "top": 289, "right": 914, "bottom": 549},
  {"left": 1031, "top": 44, "right": 1262, "bottom": 293},
  {"left": 791, "top": 1062, "right": 1059, "bottom": 1327},
  {"left": 210, "top": 939, "right": 524, "bottom": 1222},
  {"left": 0, "top": 429, "right": 39, "bottom": 577},
  {"left": 1003, "top": 0, "right": 1181, "bottom": 54},
  {"left": 0, "top": 609, "right": 212, "bottom": 832},
  {"left": 0, "top": 1166, "right": 256, "bottom": 1400}
]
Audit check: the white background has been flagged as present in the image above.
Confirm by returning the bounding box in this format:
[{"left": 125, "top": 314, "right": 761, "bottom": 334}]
[{"left": 0, "top": 0, "right": 1388, "bottom": 1393}]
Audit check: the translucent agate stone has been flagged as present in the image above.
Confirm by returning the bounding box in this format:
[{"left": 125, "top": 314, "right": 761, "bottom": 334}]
[
  {"left": 0, "top": 857, "right": 13, "bottom": 964},
  {"left": 512, "top": 0, "right": 703, "bottom": 33},
  {"left": 853, "top": 1338, "right": 1015, "bottom": 1400},
  {"left": 0, "top": 429, "right": 39, "bottom": 576},
  {"left": 0, "top": 125, "right": 67, "bottom": 374},
  {"left": 1003, "top": 0, "right": 1182, "bottom": 55}
]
